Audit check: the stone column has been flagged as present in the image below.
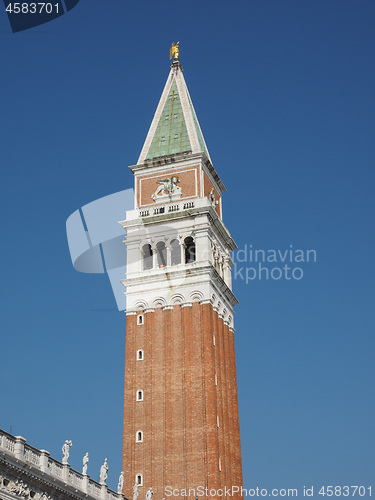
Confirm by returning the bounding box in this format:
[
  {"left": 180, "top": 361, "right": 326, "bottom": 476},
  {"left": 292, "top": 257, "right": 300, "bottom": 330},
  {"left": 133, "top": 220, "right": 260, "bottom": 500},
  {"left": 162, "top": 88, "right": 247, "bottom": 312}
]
[
  {"left": 39, "top": 450, "right": 50, "bottom": 473},
  {"left": 194, "top": 229, "right": 211, "bottom": 263},
  {"left": 14, "top": 436, "right": 26, "bottom": 461},
  {"left": 167, "top": 243, "right": 171, "bottom": 267},
  {"left": 62, "top": 464, "right": 70, "bottom": 483},
  {"left": 152, "top": 245, "right": 157, "bottom": 269},
  {"left": 224, "top": 253, "right": 233, "bottom": 289},
  {"left": 180, "top": 238, "right": 185, "bottom": 264},
  {"left": 0, "top": 433, "right": 6, "bottom": 451},
  {"left": 82, "top": 475, "right": 89, "bottom": 495},
  {"left": 101, "top": 484, "right": 107, "bottom": 500}
]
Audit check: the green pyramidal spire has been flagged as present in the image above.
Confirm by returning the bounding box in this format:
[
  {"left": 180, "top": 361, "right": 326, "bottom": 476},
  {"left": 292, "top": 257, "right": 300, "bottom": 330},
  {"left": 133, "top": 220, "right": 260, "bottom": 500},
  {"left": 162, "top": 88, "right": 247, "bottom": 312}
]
[
  {"left": 146, "top": 80, "right": 191, "bottom": 159},
  {"left": 138, "top": 59, "right": 211, "bottom": 164}
]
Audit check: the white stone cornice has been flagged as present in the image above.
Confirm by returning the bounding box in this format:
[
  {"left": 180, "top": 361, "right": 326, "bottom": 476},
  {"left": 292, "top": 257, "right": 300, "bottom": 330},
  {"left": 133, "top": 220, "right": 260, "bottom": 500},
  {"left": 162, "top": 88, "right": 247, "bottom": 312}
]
[
  {"left": 125, "top": 299, "right": 235, "bottom": 331},
  {"left": 199, "top": 299, "right": 212, "bottom": 305},
  {"left": 124, "top": 263, "right": 236, "bottom": 318},
  {"left": 120, "top": 197, "right": 237, "bottom": 252},
  {"left": 144, "top": 308, "right": 155, "bottom": 314},
  {"left": 170, "top": 293, "right": 185, "bottom": 305}
]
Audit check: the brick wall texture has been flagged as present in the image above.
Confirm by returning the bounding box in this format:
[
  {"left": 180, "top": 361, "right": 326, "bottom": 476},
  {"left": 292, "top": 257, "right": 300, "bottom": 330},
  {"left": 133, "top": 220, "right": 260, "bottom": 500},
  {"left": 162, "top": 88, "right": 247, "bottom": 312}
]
[
  {"left": 136, "top": 166, "right": 222, "bottom": 217},
  {"left": 122, "top": 303, "right": 242, "bottom": 500},
  {"left": 137, "top": 167, "right": 199, "bottom": 208}
]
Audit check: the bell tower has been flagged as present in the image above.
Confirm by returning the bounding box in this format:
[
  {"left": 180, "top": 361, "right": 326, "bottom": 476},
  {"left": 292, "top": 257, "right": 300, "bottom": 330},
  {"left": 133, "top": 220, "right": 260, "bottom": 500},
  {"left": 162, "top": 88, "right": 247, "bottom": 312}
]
[{"left": 120, "top": 50, "right": 242, "bottom": 500}]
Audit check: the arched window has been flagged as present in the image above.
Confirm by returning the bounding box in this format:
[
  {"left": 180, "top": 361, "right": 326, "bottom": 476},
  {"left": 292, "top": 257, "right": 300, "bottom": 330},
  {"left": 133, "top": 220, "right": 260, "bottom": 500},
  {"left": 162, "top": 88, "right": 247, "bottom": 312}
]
[
  {"left": 137, "top": 349, "right": 144, "bottom": 361},
  {"left": 137, "top": 314, "right": 144, "bottom": 325},
  {"left": 184, "top": 237, "right": 196, "bottom": 264},
  {"left": 136, "top": 474, "right": 143, "bottom": 486},
  {"left": 136, "top": 390, "right": 144, "bottom": 401},
  {"left": 136, "top": 431, "right": 143, "bottom": 443},
  {"left": 171, "top": 239, "right": 181, "bottom": 266},
  {"left": 156, "top": 241, "right": 167, "bottom": 268},
  {"left": 142, "top": 244, "right": 153, "bottom": 270}
]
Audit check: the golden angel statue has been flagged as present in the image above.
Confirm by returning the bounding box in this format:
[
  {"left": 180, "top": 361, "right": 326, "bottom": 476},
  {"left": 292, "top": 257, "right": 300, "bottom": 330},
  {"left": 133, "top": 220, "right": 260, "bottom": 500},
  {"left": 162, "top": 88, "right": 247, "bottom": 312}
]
[{"left": 170, "top": 41, "right": 180, "bottom": 60}]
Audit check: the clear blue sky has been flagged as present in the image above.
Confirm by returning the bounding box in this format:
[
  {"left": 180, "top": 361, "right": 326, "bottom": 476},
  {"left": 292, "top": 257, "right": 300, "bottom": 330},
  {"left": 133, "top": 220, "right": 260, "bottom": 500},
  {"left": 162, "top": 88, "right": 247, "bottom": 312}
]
[{"left": 1, "top": 0, "right": 374, "bottom": 494}]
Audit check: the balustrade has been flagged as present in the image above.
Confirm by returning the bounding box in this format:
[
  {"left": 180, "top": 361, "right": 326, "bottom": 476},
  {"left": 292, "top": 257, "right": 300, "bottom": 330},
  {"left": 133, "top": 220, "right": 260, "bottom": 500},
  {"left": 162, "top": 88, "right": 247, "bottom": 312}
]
[
  {"left": 0, "top": 429, "right": 124, "bottom": 500},
  {"left": 138, "top": 198, "right": 200, "bottom": 218}
]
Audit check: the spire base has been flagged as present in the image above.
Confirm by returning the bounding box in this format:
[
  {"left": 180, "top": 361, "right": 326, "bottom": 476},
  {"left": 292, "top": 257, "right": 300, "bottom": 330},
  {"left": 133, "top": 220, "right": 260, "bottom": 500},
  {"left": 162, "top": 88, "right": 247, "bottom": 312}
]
[{"left": 170, "top": 59, "right": 183, "bottom": 72}]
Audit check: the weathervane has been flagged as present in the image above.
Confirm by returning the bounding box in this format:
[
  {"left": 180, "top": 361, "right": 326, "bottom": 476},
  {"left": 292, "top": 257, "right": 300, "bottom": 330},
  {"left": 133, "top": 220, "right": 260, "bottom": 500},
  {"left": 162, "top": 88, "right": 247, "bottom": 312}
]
[{"left": 170, "top": 41, "right": 180, "bottom": 61}]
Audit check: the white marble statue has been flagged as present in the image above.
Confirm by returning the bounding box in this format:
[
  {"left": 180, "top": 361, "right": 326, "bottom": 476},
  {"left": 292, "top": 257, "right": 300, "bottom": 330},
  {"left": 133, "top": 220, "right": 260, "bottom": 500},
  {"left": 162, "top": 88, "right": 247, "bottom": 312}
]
[
  {"left": 133, "top": 483, "right": 139, "bottom": 500},
  {"left": 100, "top": 458, "right": 108, "bottom": 485},
  {"left": 117, "top": 471, "right": 124, "bottom": 494},
  {"left": 152, "top": 176, "right": 181, "bottom": 201},
  {"left": 82, "top": 452, "right": 89, "bottom": 475},
  {"left": 145, "top": 488, "right": 154, "bottom": 500},
  {"left": 61, "top": 440, "right": 72, "bottom": 465}
]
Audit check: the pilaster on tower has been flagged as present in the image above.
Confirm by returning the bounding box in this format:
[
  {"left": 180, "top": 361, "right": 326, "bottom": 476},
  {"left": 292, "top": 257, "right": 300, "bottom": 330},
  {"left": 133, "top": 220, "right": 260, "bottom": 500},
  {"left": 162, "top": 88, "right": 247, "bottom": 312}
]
[{"left": 120, "top": 48, "right": 242, "bottom": 500}]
